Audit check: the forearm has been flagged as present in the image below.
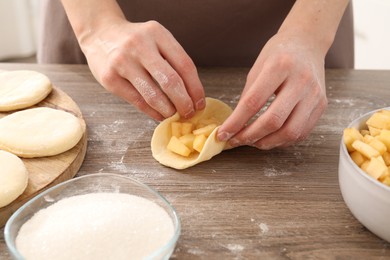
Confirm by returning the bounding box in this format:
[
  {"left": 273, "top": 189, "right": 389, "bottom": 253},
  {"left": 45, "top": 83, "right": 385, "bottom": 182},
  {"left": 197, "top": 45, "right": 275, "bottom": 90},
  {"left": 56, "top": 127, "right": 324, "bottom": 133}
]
[
  {"left": 279, "top": 0, "right": 350, "bottom": 55},
  {"left": 60, "top": 0, "right": 125, "bottom": 44}
]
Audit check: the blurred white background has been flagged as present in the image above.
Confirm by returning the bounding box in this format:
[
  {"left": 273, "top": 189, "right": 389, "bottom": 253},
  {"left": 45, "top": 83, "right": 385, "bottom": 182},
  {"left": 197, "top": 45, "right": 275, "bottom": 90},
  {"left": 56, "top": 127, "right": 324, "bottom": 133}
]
[
  {"left": 353, "top": 0, "right": 390, "bottom": 69},
  {"left": 0, "top": 0, "right": 40, "bottom": 61},
  {"left": 0, "top": 0, "right": 389, "bottom": 69}
]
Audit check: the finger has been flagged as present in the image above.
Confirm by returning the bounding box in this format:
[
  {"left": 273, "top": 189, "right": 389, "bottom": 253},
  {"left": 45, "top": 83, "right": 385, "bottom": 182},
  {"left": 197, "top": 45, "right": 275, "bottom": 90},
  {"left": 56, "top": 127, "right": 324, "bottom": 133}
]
[
  {"left": 113, "top": 53, "right": 177, "bottom": 118},
  {"left": 128, "top": 66, "right": 177, "bottom": 118},
  {"left": 252, "top": 105, "right": 309, "bottom": 150},
  {"left": 253, "top": 93, "right": 327, "bottom": 150},
  {"left": 155, "top": 27, "right": 205, "bottom": 111},
  {"left": 141, "top": 56, "right": 196, "bottom": 119},
  {"left": 217, "top": 68, "right": 286, "bottom": 142},
  {"left": 104, "top": 72, "right": 165, "bottom": 121},
  {"left": 228, "top": 80, "right": 302, "bottom": 147}
]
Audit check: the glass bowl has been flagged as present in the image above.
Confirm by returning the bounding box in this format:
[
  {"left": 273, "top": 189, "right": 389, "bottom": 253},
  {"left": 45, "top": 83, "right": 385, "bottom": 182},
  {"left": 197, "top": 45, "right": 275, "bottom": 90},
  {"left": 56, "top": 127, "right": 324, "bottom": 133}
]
[
  {"left": 338, "top": 108, "right": 390, "bottom": 242},
  {"left": 5, "top": 173, "right": 181, "bottom": 260}
]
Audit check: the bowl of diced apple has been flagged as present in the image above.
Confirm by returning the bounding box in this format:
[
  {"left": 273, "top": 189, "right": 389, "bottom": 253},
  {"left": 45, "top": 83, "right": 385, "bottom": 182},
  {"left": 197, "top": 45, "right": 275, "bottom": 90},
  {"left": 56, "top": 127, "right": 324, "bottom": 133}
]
[{"left": 339, "top": 108, "right": 390, "bottom": 242}]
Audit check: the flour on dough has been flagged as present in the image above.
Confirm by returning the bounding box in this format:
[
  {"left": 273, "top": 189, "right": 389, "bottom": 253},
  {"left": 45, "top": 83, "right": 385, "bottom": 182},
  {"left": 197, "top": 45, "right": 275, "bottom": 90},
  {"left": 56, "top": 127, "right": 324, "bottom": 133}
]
[
  {"left": 151, "top": 97, "right": 233, "bottom": 169},
  {"left": 0, "top": 70, "right": 52, "bottom": 111},
  {"left": 0, "top": 150, "right": 28, "bottom": 208},
  {"left": 0, "top": 107, "right": 83, "bottom": 158}
]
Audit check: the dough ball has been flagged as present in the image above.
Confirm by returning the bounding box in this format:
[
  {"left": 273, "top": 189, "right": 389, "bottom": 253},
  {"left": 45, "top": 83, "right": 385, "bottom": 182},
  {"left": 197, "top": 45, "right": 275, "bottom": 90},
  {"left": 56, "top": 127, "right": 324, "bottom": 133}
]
[
  {"left": 0, "top": 107, "right": 83, "bottom": 158},
  {"left": 0, "top": 150, "right": 28, "bottom": 208},
  {"left": 0, "top": 70, "right": 52, "bottom": 111}
]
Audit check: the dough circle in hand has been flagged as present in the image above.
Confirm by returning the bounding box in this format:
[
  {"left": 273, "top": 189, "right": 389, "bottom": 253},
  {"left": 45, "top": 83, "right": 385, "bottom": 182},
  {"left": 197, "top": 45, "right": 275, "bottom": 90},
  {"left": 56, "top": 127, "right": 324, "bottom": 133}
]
[
  {"left": 0, "top": 70, "right": 52, "bottom": 111},
  {"left": 0, "top": 150, "right": 28, "bottom": 208},
  {"left": 0, "top": 107, "right": 83, "bottom": 158},
  {"left": 151, "top": 97, "right": 233, "bottom": 169}
]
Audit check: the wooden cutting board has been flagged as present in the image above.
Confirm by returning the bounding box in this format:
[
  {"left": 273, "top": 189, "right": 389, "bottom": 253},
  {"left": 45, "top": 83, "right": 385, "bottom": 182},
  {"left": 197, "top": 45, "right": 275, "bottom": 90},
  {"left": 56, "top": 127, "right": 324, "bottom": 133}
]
[{"left": 0, "top": 86, "right": 87, "bottom": 227}]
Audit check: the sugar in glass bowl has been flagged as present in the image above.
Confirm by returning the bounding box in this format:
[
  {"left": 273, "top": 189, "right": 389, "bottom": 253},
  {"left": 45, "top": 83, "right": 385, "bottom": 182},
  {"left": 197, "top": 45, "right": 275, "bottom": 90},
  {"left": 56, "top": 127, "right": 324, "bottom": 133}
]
[{"left": 5, "top": 173, "right": 181, "bottom": 260}]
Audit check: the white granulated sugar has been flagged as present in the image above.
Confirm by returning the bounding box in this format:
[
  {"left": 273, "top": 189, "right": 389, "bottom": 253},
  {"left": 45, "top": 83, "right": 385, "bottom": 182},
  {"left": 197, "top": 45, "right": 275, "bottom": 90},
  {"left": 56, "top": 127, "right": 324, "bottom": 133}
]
[{"left": 16, "top": 193, "right": 174, "bottom": 260}]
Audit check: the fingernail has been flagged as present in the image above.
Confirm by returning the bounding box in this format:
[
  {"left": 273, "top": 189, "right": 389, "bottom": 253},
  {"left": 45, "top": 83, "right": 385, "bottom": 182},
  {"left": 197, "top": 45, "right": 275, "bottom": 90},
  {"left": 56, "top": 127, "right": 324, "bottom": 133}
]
[
  {"left": 217, "top": 131, "right": 233, "bottom": 142},
  {"left": 196, "top": 98, "right": 206, "bottom": 110}
]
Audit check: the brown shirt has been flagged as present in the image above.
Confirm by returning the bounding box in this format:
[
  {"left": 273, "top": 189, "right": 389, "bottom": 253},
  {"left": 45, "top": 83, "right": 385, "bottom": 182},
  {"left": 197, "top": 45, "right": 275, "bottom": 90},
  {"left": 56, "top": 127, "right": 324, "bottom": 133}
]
[{"left": 38, "top": 0, "right": 354, "bottom": 68}]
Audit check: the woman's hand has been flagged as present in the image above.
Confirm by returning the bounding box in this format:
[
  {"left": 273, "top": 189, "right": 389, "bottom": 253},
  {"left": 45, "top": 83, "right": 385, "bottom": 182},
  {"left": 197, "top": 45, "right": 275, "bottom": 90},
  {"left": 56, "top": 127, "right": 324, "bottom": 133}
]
[
  {"left": 217, "top": 0, "right": 350, "bottom": 149},
  {"left": 217, "top": 31, "right": 327, "bottom": 149},
  {"left": 80, "top": 17, "right": 205, "bottom": 121},
  {"left": 61, "top": 0, "right": 206, "bottom": 121}
]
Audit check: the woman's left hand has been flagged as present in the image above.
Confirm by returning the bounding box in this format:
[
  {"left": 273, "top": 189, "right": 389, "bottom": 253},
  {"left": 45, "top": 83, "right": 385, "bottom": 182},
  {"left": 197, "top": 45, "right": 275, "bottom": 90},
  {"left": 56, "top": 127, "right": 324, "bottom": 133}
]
[{"left": 217, "top": 31, "right": 328, "bottom": 149}]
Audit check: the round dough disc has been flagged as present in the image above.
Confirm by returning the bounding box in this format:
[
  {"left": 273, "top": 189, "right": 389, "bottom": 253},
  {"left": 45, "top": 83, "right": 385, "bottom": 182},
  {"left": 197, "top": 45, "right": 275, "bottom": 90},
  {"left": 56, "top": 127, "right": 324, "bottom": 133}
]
[
  {"left": 0, "top": 107, "right": 83, "bottom": 158},
  {"left": 0, "top": 70, "right": 52, "bottom": 111},
  {"left": 0, "top": 150, "right": 28, "bottom": 208},
  {"left": 151, "top": 97, "right": 233, "bottom": 169}
]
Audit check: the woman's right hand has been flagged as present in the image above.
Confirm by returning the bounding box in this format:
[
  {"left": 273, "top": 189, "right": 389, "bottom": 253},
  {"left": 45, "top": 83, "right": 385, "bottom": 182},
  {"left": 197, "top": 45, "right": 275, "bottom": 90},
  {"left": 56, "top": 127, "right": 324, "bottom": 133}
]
[{"left": 79, "top": 17, "right": 205, "bottom": 121}]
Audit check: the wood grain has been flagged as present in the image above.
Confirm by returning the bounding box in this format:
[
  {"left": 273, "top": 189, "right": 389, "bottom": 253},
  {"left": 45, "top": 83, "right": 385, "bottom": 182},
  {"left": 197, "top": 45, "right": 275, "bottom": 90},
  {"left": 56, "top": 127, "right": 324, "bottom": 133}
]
[
  {"left": 0, "top": 64, "right": 389, "bottom": 259},
  {"left": 0, "top": 86, "right": 87, "bottom": 227}
]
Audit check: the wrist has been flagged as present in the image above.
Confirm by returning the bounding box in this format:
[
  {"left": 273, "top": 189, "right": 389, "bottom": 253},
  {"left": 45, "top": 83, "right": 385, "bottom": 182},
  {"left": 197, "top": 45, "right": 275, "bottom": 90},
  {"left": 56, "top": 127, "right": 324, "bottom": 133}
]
[
  {"left": 60, "top": 0, "right": 126, "bottom": 47},
  {"left": 277, "top": 26, "right": 333, "bottom": 57},
  {"left": 279, "top": 0, "right": 350, "bottom": 56}
]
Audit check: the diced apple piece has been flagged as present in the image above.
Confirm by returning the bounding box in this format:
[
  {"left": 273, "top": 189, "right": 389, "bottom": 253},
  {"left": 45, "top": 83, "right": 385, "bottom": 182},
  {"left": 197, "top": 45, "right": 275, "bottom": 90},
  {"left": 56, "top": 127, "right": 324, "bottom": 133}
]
[
  {"left": 179, "top": 134, "right": 195, "bottom": 151},
  {"left": 193, "top": 124, "right": 217, "bottom": 137},
  {"left": 377, "top": 129, "right": 390, "bottom": 150},
  {"left": 171, "top": 122, "right": 182, "bottom": 138},
  {"left": 379, "top": 170, "right": 389, "bottom": 182},
  {"left": 368, "top": 138, "right": 387, "bottom": 155},
  {"left": 366, "top": 112, "right": 390, "bottom": 130},
  {"left": 193, "top": 134, "right": 207, "bottom": 153},
  {"left": 181, "top": 122, "right": 193, "bottom": 135},
  {"left": 343, "top": 128, "right": 363, "bottom": 152},
  {"left": 363, "top": 134, "right": 374, "bottom": 144},
  {"left": 382, "top": 175, "right": 390, "bottom": 186},
  {"left": 379, "top": 109, "right": 390, "bottom": 117},
  {"left": 365, "top": 157, "right": 388, "bottom": 180},
  {"left": 167, "top": 136, "right": 191, "bottom": 157},
  {"left": 352, "top": 140, "right": 380, "bottom": 158},
  {"left": 360, "top": 160, "right": 370, "bottom": 172},
  {"left": 383, "top": 151, "right": 390, "bottom": 166},
  {"left": 368, "top": 126, "right": 381, "bottom": 137},
  {"left": 377, "top": 155, "right": 386, "bottom": 165},
  {"left": 360, "top": 129, "right": 370, "bottom": 136},
  {"left": 350, "top": 151, "right": 365, "bottom": 167}
]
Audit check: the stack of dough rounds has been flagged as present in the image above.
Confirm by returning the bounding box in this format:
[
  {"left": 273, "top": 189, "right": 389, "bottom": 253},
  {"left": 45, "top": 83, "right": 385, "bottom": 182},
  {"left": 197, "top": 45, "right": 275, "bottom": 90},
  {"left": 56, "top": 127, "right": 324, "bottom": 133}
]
[
  {"left": 0, "top": 70, "right": 52, "bottom": 111},
  {"left": 151, "top": 97, "right": 233, "bottom": 169},
  {"left": 0, "top": 69, "right": 84, "bottom": 208},
  {"left": 0, "top": 150, "right": 29, "bottom": 208}
]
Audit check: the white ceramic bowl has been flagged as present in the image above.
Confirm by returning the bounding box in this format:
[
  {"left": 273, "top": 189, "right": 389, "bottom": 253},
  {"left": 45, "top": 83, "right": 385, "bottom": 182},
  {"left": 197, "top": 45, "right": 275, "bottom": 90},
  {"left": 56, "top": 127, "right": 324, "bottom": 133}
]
[
  {"left": 5, "top": 173, "right": 181, "bottom": 260},
  {"left": 339, "top": 108, "right": 390, "bottom": 242}
]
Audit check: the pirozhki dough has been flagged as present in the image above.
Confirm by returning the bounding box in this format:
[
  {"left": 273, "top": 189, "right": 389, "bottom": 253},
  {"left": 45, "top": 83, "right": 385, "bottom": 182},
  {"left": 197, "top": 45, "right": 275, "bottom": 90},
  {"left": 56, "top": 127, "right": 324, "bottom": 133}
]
[
  {"left": 0, "top": 107, "right": 83, "bottom": 158},
  {"left": 0, "top": 150, "right": 28, "bottom": 208},
  {"left": 0, "top": 70, "right": 52, "bottom": 111},
  {"left": 151, "top": 98, "right": 233, "bottom": 169}
]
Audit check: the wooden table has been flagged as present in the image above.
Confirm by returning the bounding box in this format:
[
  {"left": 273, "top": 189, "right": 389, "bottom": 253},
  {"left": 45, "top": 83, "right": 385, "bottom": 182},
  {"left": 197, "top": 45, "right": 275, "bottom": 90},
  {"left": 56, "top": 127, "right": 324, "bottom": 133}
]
[{"left": 0, "top": 63, "right": 389, "bottom": 259}]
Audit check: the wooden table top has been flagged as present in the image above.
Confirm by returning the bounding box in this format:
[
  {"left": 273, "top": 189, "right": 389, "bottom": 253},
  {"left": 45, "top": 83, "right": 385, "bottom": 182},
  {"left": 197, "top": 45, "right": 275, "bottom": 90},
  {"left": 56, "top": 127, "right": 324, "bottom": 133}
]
[{"left": 1, "top": 63, "right": 389, "bottom": 259}]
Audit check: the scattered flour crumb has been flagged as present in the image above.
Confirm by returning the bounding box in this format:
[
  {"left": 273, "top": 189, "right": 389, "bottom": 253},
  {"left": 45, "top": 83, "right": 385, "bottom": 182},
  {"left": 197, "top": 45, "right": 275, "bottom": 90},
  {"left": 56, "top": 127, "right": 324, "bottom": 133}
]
[
  {"left": 187, "top": 248, "right": 205, "bottom": 255},
  {"left": 264, "top": 167, "right": 291, "bottom": 177},
  {"left": 226, "top": 244, "right": 244, "bottom": 253},
  {"left": 259, "top": 223, "right": 269, "bottom": 234}
]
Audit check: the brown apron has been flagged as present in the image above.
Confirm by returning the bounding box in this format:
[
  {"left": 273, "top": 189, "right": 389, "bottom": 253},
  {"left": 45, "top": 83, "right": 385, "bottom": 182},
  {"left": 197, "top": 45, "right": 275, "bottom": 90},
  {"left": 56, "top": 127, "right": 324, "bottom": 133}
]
[{"left": 38, "top": 0, "right": 354, "bottom": 68}]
